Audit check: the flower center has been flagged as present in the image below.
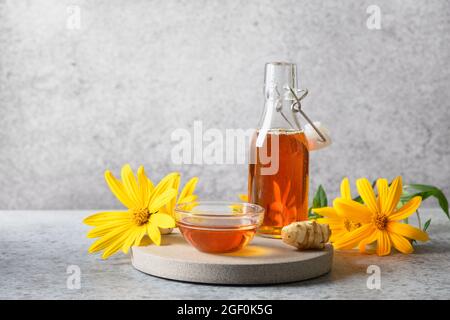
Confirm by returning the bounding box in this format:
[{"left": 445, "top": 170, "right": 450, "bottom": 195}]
[
  {"left": 344, "top": 219, "right": 361, "bottom": 232},
  {"left": 131, "top": 208, "right": 150, "bottom": 226},
  {"left": 373, "top": 213, "right": 388, "bottom": 230}
]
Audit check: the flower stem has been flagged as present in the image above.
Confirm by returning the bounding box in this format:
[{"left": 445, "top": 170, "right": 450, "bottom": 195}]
[{"left": 416, "top": 209, "right": 422, "bottom": 230}]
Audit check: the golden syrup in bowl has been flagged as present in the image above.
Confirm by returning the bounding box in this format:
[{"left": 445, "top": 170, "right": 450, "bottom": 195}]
[
  {"left": 174, "top": 201, "right": 264, "bottom": 253},
  {"left": 177, "top": 222, "right": 257, "bottom": 253}
]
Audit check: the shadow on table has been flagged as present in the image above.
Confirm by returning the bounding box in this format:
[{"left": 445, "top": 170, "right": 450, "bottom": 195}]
[{"left": 281, "top": 251, "right": 368, "bottom": 287}]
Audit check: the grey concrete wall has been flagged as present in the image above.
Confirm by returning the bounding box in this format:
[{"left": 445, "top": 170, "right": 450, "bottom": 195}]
[{"left": 0, "top": 0, "right": 449, "bottom": 209}]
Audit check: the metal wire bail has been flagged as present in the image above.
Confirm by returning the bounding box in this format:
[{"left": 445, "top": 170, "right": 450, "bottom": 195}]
[{"left": 286, "top": 87, "right": 327, "bottom": 143}]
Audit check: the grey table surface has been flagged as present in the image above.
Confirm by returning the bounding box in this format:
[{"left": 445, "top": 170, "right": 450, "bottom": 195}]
[{"left": 1, "top": 209, "right": 449, "bottom": 300}]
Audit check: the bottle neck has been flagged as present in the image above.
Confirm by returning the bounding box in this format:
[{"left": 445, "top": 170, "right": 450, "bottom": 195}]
[
  {"left": 259, "top": 62, "right": 302, "bottom": 131},
  {"left": 260, "top": 99, "right": 303, "bottom": 132}
]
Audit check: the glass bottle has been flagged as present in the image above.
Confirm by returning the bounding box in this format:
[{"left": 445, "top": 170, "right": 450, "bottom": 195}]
[{"left": 248, "top": 62, "right": 309, "bottom": 238}]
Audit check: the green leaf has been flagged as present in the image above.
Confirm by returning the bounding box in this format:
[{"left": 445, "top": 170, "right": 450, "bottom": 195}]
[
  {"left": 313, "top": 185, "right": 328, "bottom": 208},
  {"left": 423, "top": 219, "right": 432, "bottom": 232},
  {"left": 352, "top": 195, "right": 363, "bottom": 204},
  {"left": 308, "top": 185, "right": 328, "bottom": 219},
  {"left": 404, "top": 184, "right": 449, "bottom": 219},
  {"left": 308, "top": 211, "right": 322, "bottom": 219}
]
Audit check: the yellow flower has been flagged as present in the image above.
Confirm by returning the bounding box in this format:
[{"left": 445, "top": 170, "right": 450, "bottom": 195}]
[
  {"left": 159, "top": 176, "right": 199, "bottom": 234},
  {"left": 313, "top": 178, "right": 361, "bottom": 242},
  {"left": 174, "top": 176, "right": 199, "bottom": 211},
  {"left": 332, "top": 176, "right": 429, "bottom": 256},
  {"left": 230, "top": 194, "right": 249, "bottom": 212},
  {"left": 83, "top": 164, "right": 178, "bottom": 259},
  {"left": 238, "top": 194, "right": 248, "bottom": 202}
]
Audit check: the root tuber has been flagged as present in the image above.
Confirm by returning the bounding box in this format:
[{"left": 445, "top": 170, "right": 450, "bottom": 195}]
[{"left": 281, "top": 221, "right": 331, "bottom": 250}]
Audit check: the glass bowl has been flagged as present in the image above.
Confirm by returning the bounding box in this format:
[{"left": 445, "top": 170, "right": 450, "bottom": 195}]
[{"left": 174, "top": 201, "right": 265, "bottom": 253}]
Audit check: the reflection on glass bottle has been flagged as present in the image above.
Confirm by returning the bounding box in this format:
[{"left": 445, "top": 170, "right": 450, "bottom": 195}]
[{"left": 248, "top": 62, "right": 309, "bottom": 238}]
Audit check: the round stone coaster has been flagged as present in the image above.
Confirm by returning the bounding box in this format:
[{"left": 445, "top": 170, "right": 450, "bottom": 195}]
[{"left": 131, "top": 231, "right": 333, "bottom": 285}]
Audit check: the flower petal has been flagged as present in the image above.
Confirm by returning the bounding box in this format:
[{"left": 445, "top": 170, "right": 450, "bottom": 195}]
[
  {"left": 384, "top": 176, "right": 403, "bottom": 215},
  {"left": 316, "top": 217, "right": 344, "bottom": 225},
  {"left": 122, "top": 228, "right": 143, "bottom": 254},
  {"left": 102, "top": 228, "right": 134, "bottom": 259},
  {"left": 333, "top": 224, "right": 374, "bottom": 250},
  {"left": 389, "top": 232, "right": 413, "bottom": 254},
  {"left": 149, "top": 188, "right": 177, "bottom": 213},
  {"left": 333, "top": 198, "right": 372, "bottom": 223},
  {"left": 356, "top": 178, "right": 379, "bottom": 214},
  {"left": 238, "top": 194, "right": 249, "bottom": 202},
  {"left": 387, "top": 221, "right": 429, "bottom": 242},
  {"left": 137, "top": 166, "right": 150, "bottom": 207},
  {"left": 340, "top": 177, "right": 352, "bottom": 200},
  {"left": 358, "top": 229, "right": 378, "bottom": 253},
  {"left": 376, "top": 230, "right": 391, "bottom": 256},
  {"left": 149, "top": 172, "right": 180, "bottom": 205},
  {"left": 83, "top": 211, "right": 131, "bottom": 226},
  {"left": 389, "top": 196, "right": 422, "bottom": 221},
  {"left": 282, "top": 180, "right": 291, "bottom": 204},
  {"left": 287, "top": 195, "right": 296, "bottom": 207},
  {"left": 329, "top": 230, "right": 348, "bottom": 243},
  {"left": 376, "top": 178, "right": 389, "bottom": 213},
  {"left": 89, "top": 235, "right": 120, "bottom": 254},
  {"left": 270, "top": 202, "right": 284, "bottom": 213},
  {"left": 104, "top": 171, "right": 136, "bottom": 209},
  {"left": 133, "top": 227, "right": 148, "bottom": 246},
  {"left": 272, "top": 181, "right": 282, "bottom": 203},
  {"left": 150, "top": 213, "right": 175, "bottom": 229},
  {"left": 87, "top": 220, "right": 131, "bottom": 238},
  {"left": 147, "top": 223, "right": 161, "bottom": 245},
  {"left": 315, "top": 220, "right": 347, "bottom": 243},
  {"left": 178, "top": 194, "right": 198, "bottom": 205},
  {"left": 165, "top": 174, "right": 181, "bottom": 216},
  {"left": 121, "top": 164, "right": 142, "bottom": 207},
  {"left": 88, "top": 223, "right": 133, "bottom": 253},
  {"left": 179, "top": 177, "right": 199, "bottom": 201},
  {"left": 312, "top": 207, "right": 340, "bottom": 219}
]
